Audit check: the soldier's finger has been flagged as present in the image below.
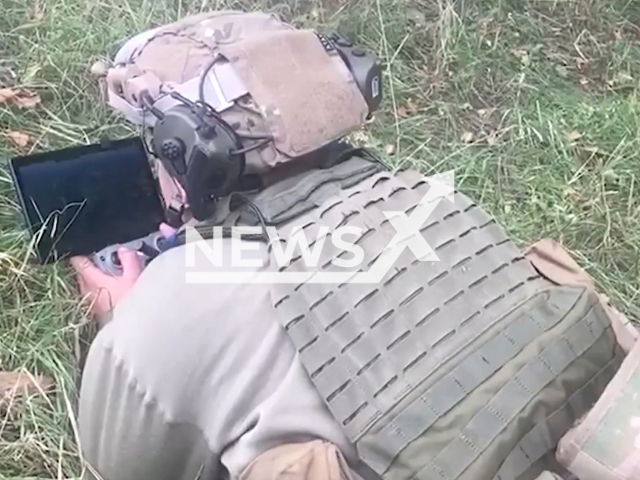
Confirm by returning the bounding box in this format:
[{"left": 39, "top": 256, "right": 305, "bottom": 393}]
[
  {"left": 69, "top": 256, "right": 103, "bottom": 282},
  {"left": 117, "top": 248, "right": 144, "bottom": 281}
]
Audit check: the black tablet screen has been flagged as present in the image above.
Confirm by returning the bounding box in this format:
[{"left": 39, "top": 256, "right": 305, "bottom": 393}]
[{"left": 10, "top": 137, "right": 165, "bottom": 263}]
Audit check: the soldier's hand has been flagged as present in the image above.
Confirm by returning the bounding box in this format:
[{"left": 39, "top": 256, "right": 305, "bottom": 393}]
[{"left": 69, "top": 248, "right": 143, "bottom": 320}]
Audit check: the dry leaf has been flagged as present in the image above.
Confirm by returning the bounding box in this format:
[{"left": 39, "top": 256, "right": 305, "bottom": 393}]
[
  {"left": 90, "top": 60, "right": 108, "bottom": 78},
  {"left": 5, "top": 130, "right": 32, "bottom": 148},
  {"left": 0, "top": 87, "right": 41, "bottom": 108},
  {"left": 575, "top": 58, "right": 589, "bottom": 71},
  {"left": 397, "top": 99, "right": 419, "bottom": 119},
  {"left": 28, "top": 4, "right": 45, "bottom": 22},
  {"left": 563, "top": 187, "right": 582, "bottom": 202},
  {"left": 486, "top": 131, "right": 498, "bottom": 147},
  {"left": 461, "top": 131, "right": 475, "bottom": 143},
  {"left": 614, "top": 28, "right": 623, "bottom": 42},
  {"left": 566, "top": 130, "right": 582, "bottom": 142},
  {"left": 397, "top": 105, "right": 410, "bottom": 118},
  {"left": 609, "top": 72, "right": 634, "bottom": 86},
  {"left": 512, "top": 49, "right": 530, "bottom": 66},
  {"left": 0, "top": 371, "right": 53, "bottom": 402},
  {"left": 347, "top": 130, "right": 370, "bottom": 147}
]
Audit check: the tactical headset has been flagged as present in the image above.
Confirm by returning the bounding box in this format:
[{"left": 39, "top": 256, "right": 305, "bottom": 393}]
[
  {"left": 146, "top": 32, "right": 383, "bottom": 223},
  {"left": 146, "top": 92, "right": 249, "bottom": 223}
]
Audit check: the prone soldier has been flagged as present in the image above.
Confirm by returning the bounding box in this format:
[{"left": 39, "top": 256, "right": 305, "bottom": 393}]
[{"left": 73, "top": 11, "right": 640, "bottom": 480}]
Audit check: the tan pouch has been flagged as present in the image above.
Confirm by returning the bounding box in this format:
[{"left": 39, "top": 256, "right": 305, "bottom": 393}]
[
  {"left": 238, "top": 440, "right": 356, "bottom": 480},
  {"left": 216, "top": 28, "right": 369, "bottom": 160},
  {"left": 556, "top": 338, "right": 640, "bottom": 480},
  {"left": 523, "top": 239, "right": 640, "bottom": 480},
  {"left": 525, "top": 238, "right": 638, "bottom": 353}
]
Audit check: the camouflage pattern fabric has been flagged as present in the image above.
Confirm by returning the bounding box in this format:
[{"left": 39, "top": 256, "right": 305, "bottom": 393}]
[
  {"left": 99, "top": 11, "right": 369, "bottom": 175},
  {"left": 557, "top": 337, "right": 640, "bottom": 480}
]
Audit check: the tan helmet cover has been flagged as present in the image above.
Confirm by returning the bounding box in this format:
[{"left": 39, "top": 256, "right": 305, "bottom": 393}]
[{"left": 99, "top": 11, "right": 370, "bottom": 174}]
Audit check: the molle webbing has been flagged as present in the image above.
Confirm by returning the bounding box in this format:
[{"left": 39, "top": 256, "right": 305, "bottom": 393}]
[
  {"left": 493, "top": 352, "right": 619, "bottom": 480},
  {"left": 257, "top": 165, "right": 551, "bottom": 470},
  {"left": 210, "top": 157, "right": 620, "bottom": 480},
  {"left": 214, "top": 155, "right": 382, "bottom": 227},
  {"left": 394, "top": 289, "right": 622, "bottom": 480}
]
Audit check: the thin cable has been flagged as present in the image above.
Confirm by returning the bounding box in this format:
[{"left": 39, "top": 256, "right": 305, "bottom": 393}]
[
  {"left": 169, "top": 90, "right": 197, "bottom": 108},
  {"left": 196, "top": 58, "right": 274, "bottom": 144},
  {"left": 229, "top": 192, "right": 270, "bottom": 241},
  {"left": 196, "top": 97, "right": 273, "bottom": 157},
  {"left": 195, "top": 98, "right": 267, "bottom": 142},
  {"left": 231, "top": 137, "right": 273, "bottom": 155},
  {"left": 130, "top": 30, "right": 211, "bottom": 63},
  {"left": 175, "top": 192, "right": 270, "bottom": 246},
  {"left": 232, "top": 131, "right": 273, "bottom": 141},
  {"left": 140, "top": 105, "right": 157, "bottom": 159},
  {"left": 335, "top": 146, "right": 391, "bottom": 171},
  {"left": 198, "top": 57, "right": 219, "bottom": 109},
  {"left": 140, "top": 92, "right": 165, "bottom": 120}
]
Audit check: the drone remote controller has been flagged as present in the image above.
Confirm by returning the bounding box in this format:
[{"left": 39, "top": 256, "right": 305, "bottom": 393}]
[{"left": 91, "top": 232, "right": 168, "bottom": 276}]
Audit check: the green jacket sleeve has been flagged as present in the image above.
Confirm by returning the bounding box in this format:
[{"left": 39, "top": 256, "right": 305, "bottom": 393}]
[{"left": 78, "top": 336, "right": 221, "bottom": 480}]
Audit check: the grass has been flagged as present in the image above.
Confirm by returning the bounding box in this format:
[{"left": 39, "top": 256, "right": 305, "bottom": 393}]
[{"left": 0, "top": 0, "right": 639, "bottom": 477}]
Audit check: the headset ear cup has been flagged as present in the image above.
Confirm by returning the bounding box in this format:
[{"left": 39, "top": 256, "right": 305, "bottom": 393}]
[
  {"left": 185, "top": 148, "right": 246, "bottom": 221},
  {"left": 185, "top": 148, "right": 225, "bottom": 221}
]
